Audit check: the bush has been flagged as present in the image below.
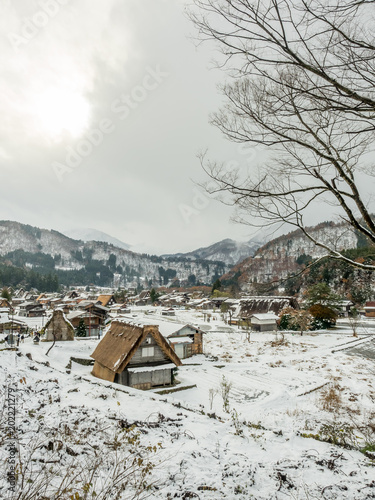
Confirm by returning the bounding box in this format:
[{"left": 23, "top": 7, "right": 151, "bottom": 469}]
[
  {"left": 309, "top": 304, "right": 337, "bottom": 329},
  {"left": 278, "top": 307, "right": 312, "bottom": 335},
  {"left": 279, "top": 313, "right": 298, "bottom": 331}
]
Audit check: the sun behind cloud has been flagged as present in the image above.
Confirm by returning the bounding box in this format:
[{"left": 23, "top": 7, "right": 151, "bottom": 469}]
[
  {"left": 0, "top": 0, "right": 131, "bottom": 146},
  {"left": 30, "top": 86, "right": 91, "bottom": 141}
]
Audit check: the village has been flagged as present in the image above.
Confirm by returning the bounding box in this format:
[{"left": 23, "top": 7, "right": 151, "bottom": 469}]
[
  {"left": 1, "top": 283, "right": 375, "bottom": 498},
  {"left": 1, "top": 285, "right": 375, "bottom": 389}
]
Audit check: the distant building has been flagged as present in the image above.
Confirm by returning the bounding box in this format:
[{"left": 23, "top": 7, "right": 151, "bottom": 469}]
[
  {"left": 250, "top": 313, "right": 279, "bottom": 332},
  {"left": 44, "top": 309, "right": 75, "bottom": 341},
  {"left": 167, "top": 324, "right": 205, "bottom": 359},
  {"left": 236, "top": 296, "right": 299, "bottom": 319},
  {"left": 0, "top": 310, "right": 27, "bottom": 335},
  {"left": 161, "top": 308, "right": 175, "bottom": 317},
  {"left": 364, "top": 301, "right": 375, "bottom": 318},
  {"left": 97, "top": 294, "right": 116, "bottom": 308}
]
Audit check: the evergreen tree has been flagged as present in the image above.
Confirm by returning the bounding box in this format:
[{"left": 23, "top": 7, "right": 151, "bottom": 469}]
[
  {"left": 211, "top": 278, "right": 222, "bottom": 294},
  {"left": 76, "top": 318, "right": 87, "bottom": 337},
  {"left": 304, "top": 283, "right": 342, "bottom": 329},
  {"left": 150, "top": 288, "right": 159, "bottom": 304},
  {"left": 1, "top": 287, "right": 11, "bottom": 300},
  {"left": 304, "top": 283, "right": 342, "bottom": 310}
]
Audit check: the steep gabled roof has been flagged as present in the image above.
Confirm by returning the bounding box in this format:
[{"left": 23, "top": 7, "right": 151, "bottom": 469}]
[
  {"left": 169, "top": 324, "right": 207, "bottom": 337},
  {"left": 0, "top": 299, "right": 12, "bottom": 309},
  {"left": 44, "top": 309, "right": 75, "bottom": 333},
  {"left": 238, "top": 296, "right": 299, "bottom": 318},
  {"left": 97, "top": 294, "right": 115, "bottom": 307},
  {"left": 90, "top": 320, "right": 182, "bottom": 374}
]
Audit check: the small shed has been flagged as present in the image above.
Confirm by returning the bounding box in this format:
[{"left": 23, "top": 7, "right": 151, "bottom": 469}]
[
  {"left": 167, "top": 324, "right": 205, "bottom": 359},
  {"left": 44, "top": 309, "right": 75, "bottom": 341},
  {"left": 161, "top": 308, "right": 175, "bottom": 317},
  {"left": 364, "top": 301, "right": 375, "bottom": 318},
  {"left": 250, "top": 313, "right": 279, "bottom": 332},
  {"left": 90, "top": 320, "right": 182, "bottom": 390}
]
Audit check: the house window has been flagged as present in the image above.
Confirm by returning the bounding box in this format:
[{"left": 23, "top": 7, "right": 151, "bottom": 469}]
[{"left": 142, "top": 346, "right": 154, "bottom": 357}]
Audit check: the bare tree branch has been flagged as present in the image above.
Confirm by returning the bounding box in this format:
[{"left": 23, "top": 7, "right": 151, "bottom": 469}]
[{"left": 189, "top": 0, "right": 375, "bottom": 270}]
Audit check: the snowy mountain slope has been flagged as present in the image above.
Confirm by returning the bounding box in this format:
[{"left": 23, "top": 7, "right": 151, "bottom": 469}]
[
  {"left": 257, "top": 221, "right": 358, "bottom": 261},
  {"left": 222, "top": 221, "right": 359, "bottom": 287},
  {"left": 0, "top": 221, "right": 227, "bottom": 286},
  {"left": 0, "top": 220, "right": 362, "bottom": 288},
  {"left": 63, "top": 227, "right": 131, "bottom": 250},
  {"left": 163, "top": 237, "right": 264, "bottom": 266},
  {"left": 0, "top": 221, "right": 77, "bottom": 260}
]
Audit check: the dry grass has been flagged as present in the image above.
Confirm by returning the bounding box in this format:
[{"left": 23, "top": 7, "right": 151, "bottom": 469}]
[
  {"left": 320, "top": 384, "right": 342, "bottom": 412},
  {"left": 269, "top": 360, "right": 284, "bottom": 368},
  {"left": 269, "top": 332, "right": 289, "bottom": 347},
  {"left": 286, "top": 408, "right": 302, "bottom": 417}
]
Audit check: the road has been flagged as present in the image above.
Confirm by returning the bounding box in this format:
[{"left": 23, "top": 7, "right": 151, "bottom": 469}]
[{"left": 345, "top": 338, "right": 375, "bottom": 360}]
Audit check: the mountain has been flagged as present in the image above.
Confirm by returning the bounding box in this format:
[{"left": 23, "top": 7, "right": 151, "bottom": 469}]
[
  {"left": 0, "top": 220, "right": 362, "bottom": 291},
  {"left": 63, "top": 228, "right": 131, "bottom": 250},
  {"left": 162, "top": 238, "right": 264, "bottom": 266},
  {"left": 0, "top": 221, "right": 228, "bottom": 288},
  {"left": 221, "top": 221, "right": 360, "bottom": 289}
]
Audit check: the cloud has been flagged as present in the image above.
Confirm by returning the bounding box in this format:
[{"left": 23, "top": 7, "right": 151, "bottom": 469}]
[
  {"left": 0, "top": 0, "right": 132, "bottom": 146},
  {"left": 0, "top": 0, "right": 259, "bottom": 254}
]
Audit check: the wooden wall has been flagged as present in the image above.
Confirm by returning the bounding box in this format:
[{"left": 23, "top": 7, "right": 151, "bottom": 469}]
[
  {"left": 127, "top": 334, "right": 170, "bottom": 366},
  {"left": 92, "top": 361, "right": 115, "bottom": 382}
]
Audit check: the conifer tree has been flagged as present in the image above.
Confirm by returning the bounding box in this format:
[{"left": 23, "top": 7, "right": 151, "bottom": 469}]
[{"left": 76, "top": 318, "right": 87, "bottom": 337}]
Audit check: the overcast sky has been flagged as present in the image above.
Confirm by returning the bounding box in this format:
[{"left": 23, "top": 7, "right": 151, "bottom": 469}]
[{"left": 0, "top": 0, "right": 276, "bottom": 254}]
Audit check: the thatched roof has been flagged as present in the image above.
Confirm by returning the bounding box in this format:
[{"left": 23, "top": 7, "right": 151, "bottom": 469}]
[
  {"left": 44, "top": 309, "right": 75, "bottom": 333},
  {"left": 0, "top": 299, "right": 12, "bottom": 310},
  {"left": 91, "top": 320, "right": 182, "bottom": 374},
  {"left": 97, "top": 295, "right": 114, "bottom": 307},
  {"left": 237, "top": 296, "right": 299, "bottom": 318}
]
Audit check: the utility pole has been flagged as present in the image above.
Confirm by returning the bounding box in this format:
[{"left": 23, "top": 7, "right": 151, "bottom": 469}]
[{"left": 10, "top": 310, "right": 13, "bottom": 346}]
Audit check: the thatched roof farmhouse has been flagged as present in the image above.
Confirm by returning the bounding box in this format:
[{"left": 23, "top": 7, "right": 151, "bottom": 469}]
[
  {"left": 236, "top": 296, "right": 299, "bottom": 319},
  {"left": 91, "top": 319, "right": 182, "bottom": 390},
  {"left": 44, "top": 309, "right": 75, "bottom": 341}
]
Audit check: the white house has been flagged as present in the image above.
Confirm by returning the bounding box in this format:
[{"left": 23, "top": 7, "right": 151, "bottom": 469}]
[{"left": 250, "top": 313, "right": 279, "bottom": 332}]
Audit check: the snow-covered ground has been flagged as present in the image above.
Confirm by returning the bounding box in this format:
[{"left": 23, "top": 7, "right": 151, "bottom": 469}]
[{"left": 1, "top": 309, "right": 375, "bottom": 499}]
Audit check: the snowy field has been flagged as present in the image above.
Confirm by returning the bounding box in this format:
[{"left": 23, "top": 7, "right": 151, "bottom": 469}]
[{"left": 1, "top": 308, "right": 375, "bottom": 499}]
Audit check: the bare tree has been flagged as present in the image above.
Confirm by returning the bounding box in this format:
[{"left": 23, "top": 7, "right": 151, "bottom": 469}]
[
  {"left": 348, "top": 307, "right": 361, "bottom": 337},
  {"left": 45, "top": 314, "right": 56, "bottom": 357},
  {"left": 189, "top": 0, "right": 375, "bottom": 270}
]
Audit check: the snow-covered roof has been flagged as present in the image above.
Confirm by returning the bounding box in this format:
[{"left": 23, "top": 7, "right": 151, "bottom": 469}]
[
  {"left": 67, "top": 310, "right": 86, "bottom": 320},
  {"left": 127, "top": 363, "right": 176, "bottom": 373},
  {"left": 116, "top": 315, "right": 187, "bottom": 338},
  {"left": 251, "top": 313, "right": 279, "bottom": 321},
  {"left": 0, "top": 317, "right": 27, "bottom": 326},
  {"left": 168, "top": 337, "right": 193, "bottom": 344},
  {"left": 114, "top": 315, "right": 159, "bottom": 329}
]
